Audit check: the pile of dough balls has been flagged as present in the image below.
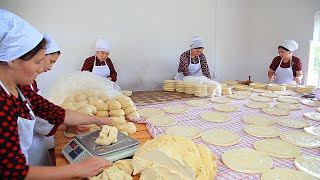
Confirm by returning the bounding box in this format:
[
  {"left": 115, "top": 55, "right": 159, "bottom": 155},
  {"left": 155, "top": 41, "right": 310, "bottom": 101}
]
[
  {"left": 90, "top": 159, "right": 133, "bottom": 180},
  {"left": 59, "top": 91, "right": 139, "bottom": 135}
]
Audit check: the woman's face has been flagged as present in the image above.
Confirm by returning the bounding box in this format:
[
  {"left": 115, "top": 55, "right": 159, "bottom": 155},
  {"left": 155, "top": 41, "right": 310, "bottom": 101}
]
[
  {"left": 191, "top": 48, "right": 204, "bottom": 57},
  {"left": 10, "top": 49, "right": 45, "bottom": 85},
  {"left": 96, "top": 51, "right": 109, "bottom": 61},
  {"left": 42, "top": 53, "right": 60, "bottom": 72},
  {"left": 278, "top": 47, "right": 291, "bottom": 59}
]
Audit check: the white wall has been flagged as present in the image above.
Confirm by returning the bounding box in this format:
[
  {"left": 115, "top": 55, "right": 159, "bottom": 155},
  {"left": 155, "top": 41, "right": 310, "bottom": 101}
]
[{"left": 249, "top": 0, "right": 320, "bottom": 83}]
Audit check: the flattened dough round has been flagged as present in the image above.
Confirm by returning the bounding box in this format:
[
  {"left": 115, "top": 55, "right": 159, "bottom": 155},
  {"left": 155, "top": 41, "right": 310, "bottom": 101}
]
[
  {"left": 301, "top": 99, "right": 320, "bottom": 107},
  {"left": 277, "top": 97, "right": 300, "bottom": 104},
  {"left": 214, "top": 104, "right": 239, "bottom": 112},
  {"left": 243, "top": 124, "right": 280, "bottom": 138},
  {"left": 275, "top": 103, "right": 302, "bottom": 111},
  {"left": 276, "top": 117, "right": 312, "bottom": 128},
  {"left": 245, "top": 102, "right": 272, "bottom": 109},
  {"left": 163, "top": 106, "right": 188, "bottom": 114},
  {"left": 261, "top": 168, "right": 315, "bottom": 180},
  {"left": 146, "top": 115, "right": 177, "bottom": 126},
  {"left": 294, "top": 154, "right": 320, "bottom": 179},
  {"left": 185, "top": 99, "right": 209, "bottom": 106},
  {"left": 280, "top": 131, "right": 320, "bottom": 148},
  {"left": 250, "top": 96, "right": 274, "bottom": 102},
  {"left": 304, "top": 126, "right": 320, "bottom": 136},
  {"left": 201, "top": 129, "right": 240, "bottom": 146},
  {"left": 228, "top": 94, "right": 250, "bottom": 100},
  {"left": 233, "top": 91, "right": 253, "bottom": 95},
  {"left": 259, "top": 92, "right": 279, "bottom": 98},
  {"left": 253, "top": 139, "right": 301, "bottom": 159},
  {"left": 273, "top": 91, "right": 295, "bottom": 96},
  {"left": 200, "top": 112, "right": 231, "bottom": 122},
  {"left": 221, "top": 148, "right": 273, "bottom": 173},
  {"left": 262, "top": 107, "right": 291, "bottom": 116},
  {"left": 165, "top": 125, "right": 201, "bottom": 139},
  {"left": 210, "top": 97, "right": 233, "bottom": 104},
  {"left": 242, "top": 115, "right": 275, "bottom": 126},
  {"left": 138, "top": 108, "right": 165, "bottom": 118},
  {"left": 304, "top": 112, "right": 320, "bottom": 121}
]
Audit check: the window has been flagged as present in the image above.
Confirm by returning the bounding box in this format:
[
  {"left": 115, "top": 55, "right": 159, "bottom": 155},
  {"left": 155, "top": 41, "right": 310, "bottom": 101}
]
[{"left": 306, "top": 11, "right": 320, "bottom": 87}]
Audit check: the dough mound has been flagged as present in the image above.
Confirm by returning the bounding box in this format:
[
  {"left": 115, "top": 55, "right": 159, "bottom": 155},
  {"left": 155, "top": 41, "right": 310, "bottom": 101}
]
[{"left": 95, "top": 125, "right": 118, "bottom": 146}]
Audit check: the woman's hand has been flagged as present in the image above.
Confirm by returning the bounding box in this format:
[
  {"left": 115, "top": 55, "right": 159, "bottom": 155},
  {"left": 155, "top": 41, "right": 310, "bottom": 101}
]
[
  {"left": 94, "top": 116, "right": 113, "bottom": 126},
  {"left": 72, "top": 156, "right": 113, "bottom": 178},
  {"left": 269, "top": 75, "right": 276, "bottom": 82},
  {"left": 293, "top": 77, "right": 301, "bottom": 84}
]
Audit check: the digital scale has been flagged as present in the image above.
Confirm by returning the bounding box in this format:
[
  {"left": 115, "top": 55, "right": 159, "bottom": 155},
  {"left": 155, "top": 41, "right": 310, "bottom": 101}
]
[{"left": 62, "top": 131, "right": 140, "bottom": 163}]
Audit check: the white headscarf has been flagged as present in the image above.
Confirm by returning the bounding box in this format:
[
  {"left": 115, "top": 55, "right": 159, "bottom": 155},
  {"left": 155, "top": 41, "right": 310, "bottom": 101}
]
[
  {"left": 0, "top": 9, "right": 43, "bottom": 62},
  {"left": 190, "top": 35, "right": 204, "bottom": 49},
  {"left": 44, "top": 34, "right": 60, "bottom": 55},
  {"left": 96, "top": 37, "right": 111, "bottom": 52},
  {"left": 280, "top": 40, "right": 298, "bottom": 52}
]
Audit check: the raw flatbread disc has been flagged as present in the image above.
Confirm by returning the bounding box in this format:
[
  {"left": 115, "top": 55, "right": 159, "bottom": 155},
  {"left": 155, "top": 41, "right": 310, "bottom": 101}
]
[
  {"left": 304, "top": 126, "right": 320, "bottom": 136},
  {"left": 233, "top": 91, "right": 253, "bottom": 95},
  {"left": 242, "top": 115, "right": 275, "bottom": 126},
  {"left": 276, "top": 117, "right": 312, "bottom": 129},
  {"left": 221, "top": 148, "right": 273, "bottom": 173},
  {"left": 253, "top": 139, "right": 301, "bottom": 159},
  {"left": 146, "top": 115, "right": 177, "bottom": 126},
  {"left": 214, "top": 104, "right": 239, "bottom": 112},
  {"left": 200, "top": 112, "right": 231, "bottom": 122},
  {"left": 261, "top": 168, "right": 315, "bottom": 180},
  {"left": 304, "top": 112, "right": 320, "bottom": 121},
  {"left": 259, "top": 92, "right": 279, "bottom": 98},
  {"left": 185, "top": 99, "right": 209, "bottom": 106},
  {"left": 294, "top": 154, "right": 320, "bottom": 178},
  {"left": 273, "top": 91, "right": 295, "bottom": 96},
  {"left": 262, "top": 107, "right": 291, "bottom": 116},
  {"left": 277, "top": 97, "right": 300, "bottom": 104},
  {"left": 163, "top": 106, "right": 188, "bottom": 114},
  {"left": 138, "top": 108, "right": 165, "bottom": 118},
  {"left": 275, "top": 103, "right": 302, "bottom": 111},
  {"left": 165, "top": 125, "right": 201, "bottom": 139},
  {"left": 228, "top": 94, "right": 250, "bottom": 100},
  {"left": 280, "top": 131, "right": 320, "bottom": 148},
  {"left": 201, "top": 129, "right": 241, "bottom": 146},
  {"left": 251, "top": 89, "right": 271, "bottom": 93},
  {"left": 243, "top": 124, "right": 280, "bottom": 138},
  {"left": 301, "top": 99, "right": 320, "bottom": 107},
  {"left": 250, "top": 96, "right": 274, "bottom": 102},
  {"left": 245, "top": 102, "right": 272, "bottom": 109},
  {"left": 210, "top": 97, "right": 233, "bottom": 104}
]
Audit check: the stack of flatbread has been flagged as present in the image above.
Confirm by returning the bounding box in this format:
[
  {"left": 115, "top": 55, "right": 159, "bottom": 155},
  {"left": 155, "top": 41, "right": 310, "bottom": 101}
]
[
  {"left": 295, "top": 85, "right": 315, "bottom": 94},
  {"left": 163, "top": 80, "right": 175, "bottom": 92},
  {"left": 221, "top": 86, "right": 232, "bottom": 95},
  {"left": 194, "top": 84, "right": 208, "bottom": 97},
  {"left": 175, "top": 80, "right": 185, "bottom": 92}
]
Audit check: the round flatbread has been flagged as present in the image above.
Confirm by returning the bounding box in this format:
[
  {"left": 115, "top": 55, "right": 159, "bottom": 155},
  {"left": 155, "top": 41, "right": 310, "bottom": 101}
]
[
  {"left": 163, "top": 106, "right": 188, "bottom": 114},
  {"left": 251, "top": 89, "right": 271, "bottom": 93},
  {"left": 242, "top": 115, "right": 275, "bottom": 126},
  {"left": 304, "top": 126, "right": 320, "bottom": 136},
  {"left": 273, "top": 91, "right": 295, "bottom": 96},
  {"left": 210, "top": 97, "right": 233, "bottom": 104},
  {"left": 275, "top": 103, "right": 302, "bottom": 111},
  {"left": 262, "top": 107, "right": 291, "bottom": 116},
  {"left": 201, "top": 129, "right": 241, "bottom": 146},
  {"left": 165, "top": 125, "right": 201, "bottom": 139},
  {"left": 259, "top": 92, "right": 279, "bottom": 98},
  {"left": 221, "top": 148, "right": 273, "bottom": 173},
  {"left": 243, "top": 124, "right": 280, "bottom": 138},
  {"left": 200, "top": 112, "right": 231, "bottom": 122},
  {"left": 138, "top": 108, "right": 165, "bottom": 118},
  {"left": 301, "top": 99, "right": 320, "bottom": 107},
  {"left": 228, "top": 94, "right": 250, "bottom": 100},
  {"left": 185, "top": 100, "right": 209, "bottom": 106},
  {"left": 233, "top": 91, "right": 253, "bottom": 95},
  {"left": 261, "top": 168, "right": 315, "bottom": 180},
  {"left": 253, "top": 139, "right": 301, "bottom": 159},
  {"left": 294, "top": 154, "right": 320, "bottom": 179},
  {"left": 280, "top": 131, "right": 320, "bottom": 148},
  {"left": 276, "top": 117, "right": 312, "bottom": 129},
  {"left": 214, "top": 104, "right": 239, "bottom": 112},
  {"left": 304, "top": 112, "right": 320, "bottom": 121},
  {"left": 245, "top": 102, "right": 272, "bottom": 109},
  {"left": 250, "top": 96, "right": 274, "bottom": 102},
  {"left": 146, "top": 115, "right": 177, "bottom": 126},
  {"left": 277, "top": 97, "right": 300, "bottom": 104}
]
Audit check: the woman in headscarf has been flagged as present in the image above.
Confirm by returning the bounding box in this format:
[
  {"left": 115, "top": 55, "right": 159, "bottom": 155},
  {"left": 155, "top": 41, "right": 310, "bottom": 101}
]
[
  {"left": 268, "top": 40, "right": 302, "bottom": 84},
  {"left": 81, "top": 38, "right": 118, "bottom": 82},
  {"left": 174, "top": 36, "right": 211, "bottom": 80},
  {"left": 0, "top": 9, "right": 112, "bottom": 179}
]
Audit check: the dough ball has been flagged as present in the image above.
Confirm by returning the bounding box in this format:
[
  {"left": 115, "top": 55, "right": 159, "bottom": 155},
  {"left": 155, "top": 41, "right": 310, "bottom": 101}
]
[
  {"left": 96, "top": 110, "right": 109, "bottom": 117},
  {"left": 107, "top": 100, "right": 122, "bottom": 110},
  {"left": 96, "top": 103, "right": 109, "bottom": 111},
  {"left": 87, "top": 104, "right": 97, "bottom": 114},
  {"left": 126, "top": 111, "right": 140, "bottom": 119},
  {"left": 75, "top": 94, "right": 87, "bottom": 102},
  {"left": 127, "top": 122, "right": 137, "bottom": 134},
  {"left": 99, "top": 94, "right": 110, "bottom": 102},
  {"left": 78, "top": 99, "right": 89, "bottom": 104},
  {"left": 74, "top": 101, "right": 87, "bottom": 110},
  {"left": 116, "top": 123, "right": 128, "bottom": 131},
  {"left": 115, "top": 96, "right": 133, "bottom": 109},
  {"left": 109, "top": 109, "right": 125, "bottom": 117},
  {"left": 115, "top": 159, "right": 133, "bottom": 175},
  {"left": 77, "top": 106, "right": 93, "bottom": 115},
  {"left": 89, "top": 99, "right": 103, "bottom": 106},
  {"left": 124, "top": 105, "right": 137, "bottom": 115},
  {"left": 111, "top": 116, "right": 126, "bottom": 125}
]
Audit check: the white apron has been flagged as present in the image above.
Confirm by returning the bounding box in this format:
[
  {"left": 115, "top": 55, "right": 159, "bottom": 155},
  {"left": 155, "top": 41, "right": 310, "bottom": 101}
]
[
  {"left": 92, "top": 55, "right": 110, "bottom": 78},
  {"left": 273, "top": 58, "right": 295, "bottom": 84},
  {"left": 0, "top": 81, "right": 36, "bottom": 165},
  {"left": 174, "top": 50, "right": 201, "bottom": 80}
]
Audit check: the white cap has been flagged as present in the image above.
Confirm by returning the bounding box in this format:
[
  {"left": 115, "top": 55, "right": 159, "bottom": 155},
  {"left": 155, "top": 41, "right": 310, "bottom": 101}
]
[
  {"left": 96, "top": 37, "right": 111, "bottom": 52},
  {"left": 0, "top": 9, "right": 43, "bottom": 62},
  {"left": 280, "top": 40, "right": 298, "bottom": 52},
  {"left": 44, "top": 34, "right": 60, "bottom": 55},
  {"left": 190, "top": 35, "right": 204, "bottom": 49}
]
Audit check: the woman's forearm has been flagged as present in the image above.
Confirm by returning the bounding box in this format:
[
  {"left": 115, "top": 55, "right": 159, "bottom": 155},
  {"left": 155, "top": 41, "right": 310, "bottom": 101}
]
[{"left": 63, "top": 110, "right": 98, "bottom": 126}]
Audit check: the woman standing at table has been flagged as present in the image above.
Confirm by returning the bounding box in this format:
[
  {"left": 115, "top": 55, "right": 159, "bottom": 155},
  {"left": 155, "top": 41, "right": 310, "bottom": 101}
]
[{"left": 0, "top": 9, "right": 112, "bottom": 179}]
